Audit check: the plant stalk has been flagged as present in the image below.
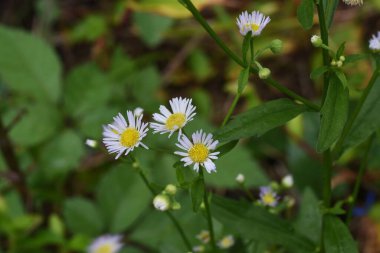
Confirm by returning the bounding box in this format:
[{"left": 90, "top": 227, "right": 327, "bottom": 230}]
[
  {"left": 346, "top": 135, "right": 374, "bottom": 224},
  {"left": 199, "top": 169, "right": 217, "bottom": 251}
]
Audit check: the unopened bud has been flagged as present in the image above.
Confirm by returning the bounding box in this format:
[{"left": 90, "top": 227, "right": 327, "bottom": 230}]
[
  {"left": 336, "top": 60, "right": 343, "bottom": 67},
  {"left": 171, "top": 201, "right": 181, "bottom": 210},
  {"left": 281, "top": 175, "right": 294, "bottom": 188},
  {"left": 85, "top": 139, "right": 98, "bottom": 148},
  {"left": 331, "top": 60, "right": 337, "bottom": 66},
  {"left": 164, "top": 184, "right": 177, "bottom": 195},
  {"left": 259, "top": 68, "right": 271, "bottom": 79},
  {"left": 134, "top": 107, "right": 144, "bottom": 117},
  {"left": 235, "top": 173, "right": 245, "bottom": 184},
  {"left": 311, "top": 35, "right": 323, "bottom": 47},
  {"left": 270, "top": 39, "right": 283, "bottom": 54},
  {"left": 339, "top": 55, "right": 346, "bottom": 62},
  {"left": 153, "top": 194, "right": 170, "bottom": 211}
]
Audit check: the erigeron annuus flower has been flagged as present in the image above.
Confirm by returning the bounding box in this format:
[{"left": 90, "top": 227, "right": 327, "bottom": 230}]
[
  {"left": 88, "top": 235, "right": 123, "bottom": 253},
  {"left": 196, "top": 230, "right": 210, "bottom": 244},
  {"left": 175, "top": 130, "right": 219, "bottom": 173},
  {"left": 218, "top": 235, "right": 235, "bottom": 249},
  {"left": 236, "top": 11, "right": 270, "bottom": 36},
  {"left": 103, "top": 111, "right": 148, "bottom": 159},
  {"left": 342, "top": 0, "right": 363, "bottom": 6},
  {"left": 151, "top": 97, "right": 196, "bottom": 138},
  {"left": 259, "top": 186, "right": 279, "bottom": 207},
  {"left": 369, "top": 31, "right": 380, "bottom": 52}
]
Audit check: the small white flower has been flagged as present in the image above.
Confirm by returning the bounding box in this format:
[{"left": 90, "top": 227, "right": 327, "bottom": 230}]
[
  {"left": 281, "top": 175, "right": 294, "bottom": 188},
  {"left": 259, "top": 186, "right": 279, "bottom": 207},
  {"left": 218, "top": 235, "right": 235, "bottom": 249},
  {"left": 196, "top": 230, "right": 210, "bottom": 244},
  {"left": 88, "top": 235, "right": 123, "bottom": 253},
  {"left": 175, "top": 130, "right": 219, "bottom": 173},
  {"left": 151, "top": 97, "right": 196, "bottom": 138},
  {"left": 192, "top": 245, "right": 205, "bottom": 252},
  {"left": 369, "top": 31, "right": 380, "bottom": 51},
  {"left": 102, "top": 111, "right": 149, "bottom": 159},
  {"left": 235, "top": 173, "right": 245, "bottom": 184},
  {"left": 85, "top": 139, "right": 98, "bottom": 148},
  {"left": 236, "top": 10, "right": 270, "bottom": 36},
  {"left": 153, "top": 194, "right": 170, "bottom": 211},
  {"left": 342, "top": 0, "right": 363, "bottom": 6},
  {"left": 134, "top": 107, "right": 144, "bottom": 117}
]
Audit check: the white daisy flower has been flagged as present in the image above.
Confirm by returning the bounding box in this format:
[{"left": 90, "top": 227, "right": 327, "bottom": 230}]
[
  {"left": 175, "top": 130, "right": 219, "bottom": 173},
  {"left": 259, "top": 186, "right": 279, "bottom": 207},
  {"left": 103, "top": 111, "right": 148, "bottom": 159},
  {"left": 151, "top": 97, "right": 196, "bottom": 138},
  {"left": 218, "top": 235, "right": 235, "bottom": 249},
  {"left": 342, "top": 0, "right": 363, "bottom": 6},
  {"left": 369, "top": 31, "right": 380, "bottom": 52},
  {"left": 88, "top": 234, "right": 123, "bottom": 253},
  {"left": 236, "top": 11, "right": 270, "bottom": 37}
]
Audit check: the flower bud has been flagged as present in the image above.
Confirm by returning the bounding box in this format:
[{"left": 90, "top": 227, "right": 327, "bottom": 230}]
[
  {"left": 270, "top": 39, "right": 283, "bottom": 54},
  {"left": 171, "top": 201, "right": 181, "bottom": 210},
  {"left": 331, "top": 60, "right": 337, "bottom": 66},
  {"left": 133, "top": 107, "right": 144, "bottom": 117},
  {"left": 235, "top": 173, "right": 245, "bottom": 184},
  {"left": 164, "top": 184, "right": 177, "bottom": 195},
  {"left": 339, "top": 55, "right": 346, "bottom": 62},
  {"left": 218, "top": 235, "right": 235, "bottom": 249},
  {"left": 153, "top": 194, "right": 170, "bottom": 211},
  {"left": 281, "top": 175, "right": 294, "bottom": 188},
  {"left": 336, "top": 60, "right": 343, "bottom": 67},
  {"left": 259, "top": 68, "right": 271, "bottom": 79},
  {"left": 311, "top": 35, "right": 323, "bottom": 47},
  {"left": 85, "top": 139, "right": 98, "bottom": 148}
]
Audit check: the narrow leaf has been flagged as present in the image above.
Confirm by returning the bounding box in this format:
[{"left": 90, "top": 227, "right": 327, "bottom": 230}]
[
  {"left": 324, "top": 0, "right": 339, "bottom": 28},
  {"left": 323, "top": 215, "right": 359, "bottom": 253},
  {"left": 345, "top": 54, "right": 369, "bottom": 64},
  {"left": 334, "top": 70, "right": 348, "bottom": 88},
  {"left": 216, "top": 99, "right": 308, "bottom": 142},
  {"left": 336, "top": 42, "right": 346, "bottom": 58},
  {"left": 310, "top": 66, "right": 329, "bottom": 80},
  {"left": 297, "top": 0, "right": 314, "bottom": 30},
  {"left": 317, "top": 77, "right": 349, "bottom": 152},
  {"left": 190, "top": 178, "right": 204, "bottom": 212},
  {"left": 238, "top": 67, "right": 250, "bottom": 94},
  {"left": 215, "top": 140, "right": 239, "bottom": 157}
]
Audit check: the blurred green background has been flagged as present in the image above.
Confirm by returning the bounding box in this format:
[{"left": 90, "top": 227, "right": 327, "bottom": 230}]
[{"left": 0, "top": 0, "right": 380, "bottom": 252}]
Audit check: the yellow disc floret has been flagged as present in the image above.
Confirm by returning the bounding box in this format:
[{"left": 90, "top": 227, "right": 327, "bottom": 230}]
[
  {"left": 188, "top": 144, "right": 209, "bottom": 163},
  {"left": 251, "top": 23, "right": 260, "bottom": 32},
  {"left": 165, "top": 113, "right": 186, "bottom": 130},
  {"left": 262, "top": 193, "right": 276, "bottom": 205},
  {"left": 120, "top": 128, "right": 140, "bottom": 147},
  {"left": 95, "top": 244, "right": 113, "bottom": 253}
]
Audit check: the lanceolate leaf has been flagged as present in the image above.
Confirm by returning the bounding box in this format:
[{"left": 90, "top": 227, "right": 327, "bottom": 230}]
[
  {"left": 344, "top": 76, "right": 380, "bottom": 149},
  {"left": 237, "top": 67, "right": 250, "bottom": 94},
  {"left": 216, "top": 99, "right": 308, "bottom": 142},
  {"left": 297, "top": 0, "right": 314, "bottom": 30},
  {"left": 212, "top": 196, "right": 316, "bottom": 251},
  {"left": 323, "top": 0, "right": 339, "bottom": 28},
  {"left": 317, "top": 77, "right": 349, "bottom": 152},
  {"left": 310, "top": 66, "right": 330, "bottom": 80},
  {"left": 323, "top": 215, "right": 359, "bottom": 253},
  {"left": 0, "top": 25, "right": 62, "bottom": 103}
]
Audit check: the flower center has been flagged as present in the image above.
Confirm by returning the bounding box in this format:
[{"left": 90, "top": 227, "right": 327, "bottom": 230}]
[
  {"left": 262, "top": 193, "right": 276, "bottom": 205},
  {"left": 95, "top": 244, "right": 113, "bottom": 253},
  {"left": 188, "top": 143, "right": 209, "bottom": 163},
  {"left": 165, "top": 113, "right": 186, "bottom": 130},
  {"left": 251, "top": 23, "right": 260, "bottom": 31},
  {"left": 120, "top": 128, "right": 140, "bottom": 147}
]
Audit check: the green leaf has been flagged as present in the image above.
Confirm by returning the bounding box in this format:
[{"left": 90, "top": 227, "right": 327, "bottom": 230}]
[
  {"left": 297, "top": 0, "right": 314, "bottom": 30},
  {"left": 212, "top": 196, "right": 316, "bottom": 251},
  {"left": 64, "top": 63, "right": 112, "bottom": 118},
  {"left": 344, "top": 77, "right": 380, "bottom": 149},
  {"left": 345, "top": 54, "right": 369, "bottom": 64},
  {"left": 63, "top": 198, "right": 104, "bottom": 236},
  {"left": 216, "top": 99, "right": 308, "bottom": 142},
  {"left": 238, "top": 67, "right": 250, "bottom": 94},
  {"left": 334, "top": 70, "right": 348, "bottom": 88},
  {"left": 294, "top": 189, "right": 322, "bottom": 244},
  {"left": 133, "top": 12, "right": 173, "bottom": 47},
  {"left": 242, "top": 33, "right": 251, "bottom": 65},
  {"left": 188, "top": 49, "right": 213, "bottom": 81},
  {"left": 317, "top": 77, "right": 349, "bottom": 152},
  {"left": 310, "top": 66, "right": 329, "bottom": 80},
  {"left": 0, "top": 25, "right": 62, "bottom": 103},
  {"left": 69, "top": 15, "right": 107, "bottom": 42},
  {"left": 190, "top": 178, "right": 204, "bottom": 212},
  {"left": 96, "top": 166, "right": 150, "bottom": 232},
  {"left": 324, "top": 0, "right": 339, "bottom": 28},
  {"left": 336, "top": 42, "right": 346, "bottom": 58},
  {"left": 10, "top": 103, "right": 61, "bottom": 147},
  {"left": 215, "top": 140, "right": 239, "bottom": 157},
  {"left": 323, "top": 215, "right": 359, "bottom": 253},
  {"left": 38, "top": 130, "right": 85, "bottom": 179}
]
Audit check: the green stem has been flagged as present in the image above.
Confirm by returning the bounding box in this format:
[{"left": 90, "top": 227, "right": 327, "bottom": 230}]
[
  {"left": 322, "top": 150, "right": 332, "bottom": 207},
  {"left": 180, "top": 0, "right": 319, "bottom": 111},
  {"left": 333, "top": 69, "right": 380, "bottom": 155},
  {"left": 221, "top": 93, "right": 240, "bottom": 127},
  {"left": 134, "top": 160, "right": 193, "bottom": 251},
  {"left": 346, "top": 135, "right": 374, "bottom": 224},
  {"left": 199, "top": 169, "right": 217, "bottom": 252}
]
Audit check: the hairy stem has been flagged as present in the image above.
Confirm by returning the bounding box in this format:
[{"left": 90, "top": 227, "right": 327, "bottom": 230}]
[
  {"left": 133, "top": 159, "right": 193, "bottom": 251},
  {"left": 346, "top": 135, "right": 374, "bottom": 224},
  {"left": 180, "top": 0, "right": 319, "bottom": 111},
  {"left": 199, "top": 168, "right": 217, "bottom": 251}
]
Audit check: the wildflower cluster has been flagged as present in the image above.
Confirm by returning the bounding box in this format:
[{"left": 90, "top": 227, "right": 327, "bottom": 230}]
[
  {"left": 153, "top": 184, "right": 181, "bottom": 211},
  {"left": 192, "top": 230, "right": 235, "bottom": 252},
  {"left": 102, "top": 97, "right": 220, "bottom": 173},
  {"left": 88, "top": 235, "right": 123, "bottom": 253}
]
